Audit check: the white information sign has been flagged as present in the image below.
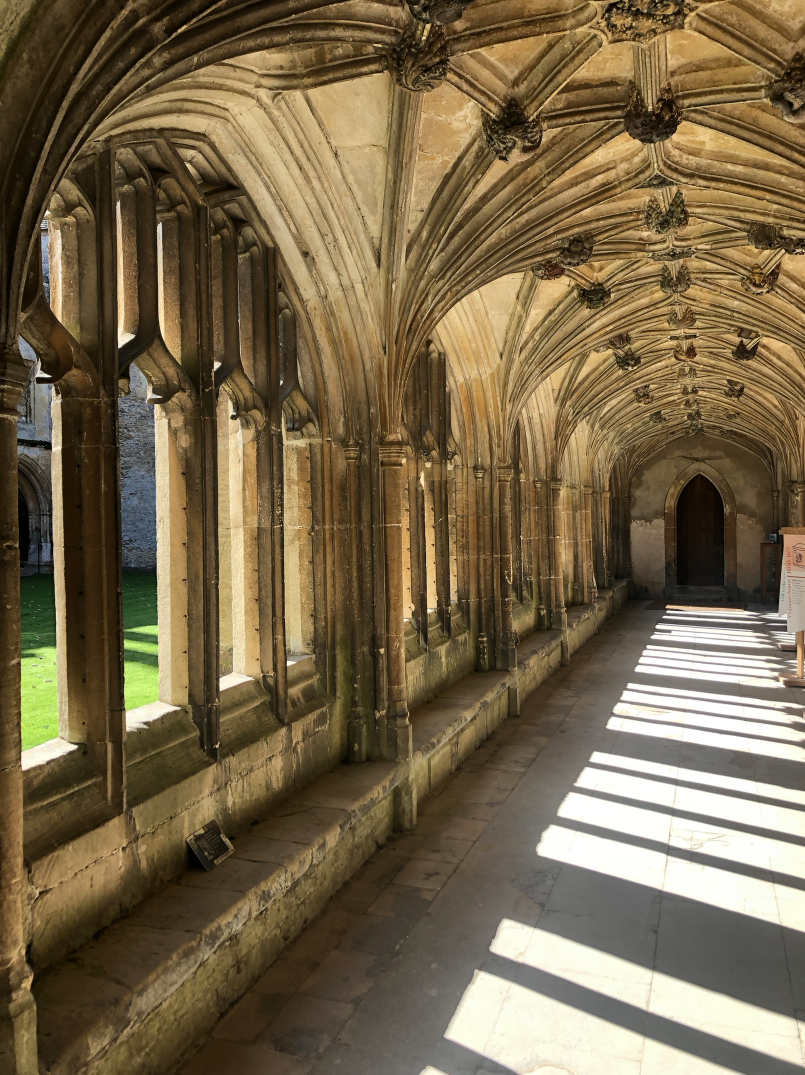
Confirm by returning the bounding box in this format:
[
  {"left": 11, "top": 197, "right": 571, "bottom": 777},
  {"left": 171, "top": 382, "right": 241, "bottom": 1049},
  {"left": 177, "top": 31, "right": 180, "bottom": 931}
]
[{"left": 781, "top": 534, "right": 805, "bottom": 633}]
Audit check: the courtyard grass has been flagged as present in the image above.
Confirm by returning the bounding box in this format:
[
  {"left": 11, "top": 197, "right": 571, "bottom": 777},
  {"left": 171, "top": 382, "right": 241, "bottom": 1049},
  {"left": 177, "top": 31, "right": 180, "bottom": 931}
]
[{"left": 21, "top": 571, "right": 159, "bottom": 750}]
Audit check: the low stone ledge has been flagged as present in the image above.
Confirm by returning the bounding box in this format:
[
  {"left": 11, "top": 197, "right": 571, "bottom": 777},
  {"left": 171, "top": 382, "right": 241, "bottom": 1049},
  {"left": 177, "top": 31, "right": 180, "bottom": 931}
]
[
  {"left": 35, "top": 765, "right": 398, "bottom": 1075},
  {"left": 32, "top": 597, "right": 629, "bottom": 1075}
]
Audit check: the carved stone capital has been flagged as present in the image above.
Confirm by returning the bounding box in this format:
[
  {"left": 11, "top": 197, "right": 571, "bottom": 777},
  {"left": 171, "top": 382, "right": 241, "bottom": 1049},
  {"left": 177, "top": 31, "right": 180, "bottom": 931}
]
[
  {"left": 343, "top": 444, "right": 360, "bottom": 463},
  {"left": 378, "top": 441, "right": 407, "bottom": 468},
  {"left": 0, "top": 348, "right": 30, "bottom": 416},
  {"left": 496, "top": 463, "right": 514, "bottom": 483},
  {"left": 388, "top": 24, "right": 449, "bottom": 92},
  {"left": 473, "top": 464, "right": 486, "bottom": 481}
]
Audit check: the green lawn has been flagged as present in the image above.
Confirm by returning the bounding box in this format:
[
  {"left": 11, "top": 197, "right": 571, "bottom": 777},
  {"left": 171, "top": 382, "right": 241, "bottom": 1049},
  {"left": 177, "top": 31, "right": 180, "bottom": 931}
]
[{"left": 21, "top": 571, "right": 159, "bottom": 750}]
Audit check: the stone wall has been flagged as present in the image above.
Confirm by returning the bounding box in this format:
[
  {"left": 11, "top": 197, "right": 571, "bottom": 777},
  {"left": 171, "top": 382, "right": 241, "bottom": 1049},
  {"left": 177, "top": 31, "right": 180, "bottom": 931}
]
[
  {"left": 630, "top": 434, "right": 773, "bottom": 599},
  {"left": 119, "top": 365, "right": 157, "bottom": 570}
]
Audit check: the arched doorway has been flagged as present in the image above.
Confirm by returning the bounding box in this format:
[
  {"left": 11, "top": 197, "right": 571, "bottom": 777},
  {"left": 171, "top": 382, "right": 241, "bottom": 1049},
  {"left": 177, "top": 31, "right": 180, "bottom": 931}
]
[
  {"left": 663, "top": 461, "right": 738, "bottom": 599},
  {"left": 676, "top": 475, "right": 725, "bottom": 586}
]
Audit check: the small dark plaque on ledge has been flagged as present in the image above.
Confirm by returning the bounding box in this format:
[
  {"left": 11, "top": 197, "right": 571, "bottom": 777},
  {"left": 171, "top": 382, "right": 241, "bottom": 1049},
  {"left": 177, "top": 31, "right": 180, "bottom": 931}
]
[{"left": 187, "top": 821, "right": 235, "bottom": 871}]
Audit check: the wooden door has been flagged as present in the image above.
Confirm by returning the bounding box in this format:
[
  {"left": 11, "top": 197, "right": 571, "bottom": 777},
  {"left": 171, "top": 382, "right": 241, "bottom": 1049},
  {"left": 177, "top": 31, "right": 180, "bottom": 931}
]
[{"left": 676, "top": 475, "right": 724, "bottom": 586}]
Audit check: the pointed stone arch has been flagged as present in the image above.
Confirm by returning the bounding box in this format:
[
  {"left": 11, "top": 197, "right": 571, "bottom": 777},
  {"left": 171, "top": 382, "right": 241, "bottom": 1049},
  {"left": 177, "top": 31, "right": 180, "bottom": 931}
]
[{"left": 663, "top": 461, "right": 738, "bottom": 600}]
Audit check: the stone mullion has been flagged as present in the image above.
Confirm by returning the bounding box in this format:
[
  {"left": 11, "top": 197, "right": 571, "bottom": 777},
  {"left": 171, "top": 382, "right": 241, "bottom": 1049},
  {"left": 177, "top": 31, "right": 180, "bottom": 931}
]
[
  {"left": 266, "top": 249, "right": 287, "bottom": 722},
  {"left": 550, "top": 479, "right": 569, "bottom": 663},
  {"left": 94, "top": 148, "right": 126, "bottom": 808},
  {"left": 497, "top": 464, "right": 517, "bottom": 671},
  {"left": 155, "top": 187, "right": 220, "bottom": 754},
  {"left": 0, "top": 352, "right": 38, "bottom": 1074},
  {"left": 44, "top": 151, "right": 125, "bottom": 805}
]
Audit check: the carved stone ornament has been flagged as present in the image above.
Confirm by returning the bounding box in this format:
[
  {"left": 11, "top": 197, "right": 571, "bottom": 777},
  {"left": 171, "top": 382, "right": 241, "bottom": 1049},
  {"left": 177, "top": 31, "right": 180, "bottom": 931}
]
[
  {"left": 645, "top": 190, "right": 688, "bottom": 234},
  {"left": 649, "top": 410, "right": 666, "bottom": 424},
  {"left": 681, "top": 384, "right": 698, "bottom": 396},
  {"left": 483, "top": 100, "right": 542, "bottom": 161},
  {"left": 769, "top": 54, "right": 805, "bottom": 121},
  {"left": 558, "top": 233, "right": 595, "bottom": 267},
  {"left": 651, "top": 247, "right": 694, "bottom": 261},
  {"left": 668, "top": 306, "right": 696, "bottom": 328},
  {"left": 609, "top": 332, "right": 631, "bottom": 349},
  {"left": 746, "top": 221, "right": 805, "bottom": 255},
  {"left": 634, "top": 385, "right": 653, "bottom": 404},
  {"left": 642, "top": 173, "right": 675, "bottom": 189},
  {"left": 388, "top": 24, "right": 449, "bottom": 92},
  {"left": 725, "top": 410, "right": 739, "bottom": 420},
  {"left": 407, "top": 0, "right": 473, "bottom": 24},
  {"left": 687, "top": 421, "right": 704, "bottom": 435},
  {"left": 733, "top": 339, "right": 759, "bottom": 361},
  {"left": 660, "top": 263, "right": 691, "bottom": 294},
  {"left": 578, "top": 282, "right": 612, "bottom": 309},
  {"left": 600, "top": 0, "right": 699, "bottom": 43},
  {"left": 677, "top": 364, "right": 698, "bottom": 381},
  {"left": 615, "top": 348, "right": 641, "bottom": 371},
  {"left": 734, "top": 325, "right": 760, "bottom": 340},
  {"left": 741, "top": 264, "right": 779, "bottom": 295},
  {"left": 624, "top": 83, "right": 681, "bottom": 144},
  {"left": 725, "top": 380, "right": 745, "bottom": 399},
  {"left": 673, "top": 342, "right": 697, "bottom": 363},
  {"left": 532, "top": 260, "right": 566, "bottom": 280}
]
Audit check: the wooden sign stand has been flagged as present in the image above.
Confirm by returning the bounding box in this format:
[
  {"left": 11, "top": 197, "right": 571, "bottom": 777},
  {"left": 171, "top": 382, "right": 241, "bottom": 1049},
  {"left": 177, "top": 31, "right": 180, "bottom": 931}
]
[{"left": 778, "top": 528, "right": 805, "bottom": 687}]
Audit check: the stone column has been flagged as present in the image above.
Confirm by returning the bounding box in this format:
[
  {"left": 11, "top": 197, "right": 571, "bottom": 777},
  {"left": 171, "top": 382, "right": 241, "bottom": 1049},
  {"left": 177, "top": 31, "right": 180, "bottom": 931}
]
[
  {"left": 0, "top": 351, "right": 38, "bottom": 1074},
  {"left": 624, "top": 494, "right": 633, "bottom": 585},
  {"left": 474, "top": 464, "right": 490, "bottom": 670},
  {"left": 602, "top": 490, "right": 612, "bottom": 587},
  {"left": 380, "top": 441, "right": 412, "bottom": 760},
  {"left": 772, "top": 488, "right": 780, "bottom": 533},
  {"left": 344, "top": 445, "right": 367, "bottom": 761},
  {"left": 797, "top": 482, "right": 805, "bottom": 527},
  {"left": 550, "top": 479, "right": 569, "bottom": 664},
  {"left": 583, "top": 484, "right": 597, "bottom": 604},
  {"left": 497, "top": 464, "right": 517, "bottom": 671},
  {"left": 380, "top": 439, "right": 415, "bottom": 829},
  {"left": 534, "top": 479, "right": 548, "bottom": 629}
]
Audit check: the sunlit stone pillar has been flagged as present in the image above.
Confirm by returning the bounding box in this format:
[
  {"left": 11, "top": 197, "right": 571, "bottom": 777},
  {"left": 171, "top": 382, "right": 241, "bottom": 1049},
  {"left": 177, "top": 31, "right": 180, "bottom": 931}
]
[
  {"left": 550, "top": 479, "right": 569, "bottom": 664},
  {"left": 497, "top": 464, "right": 517, "bottom": 671},
  {"left": 0, "top": 351, "right": 38, "bottom": 1075}
]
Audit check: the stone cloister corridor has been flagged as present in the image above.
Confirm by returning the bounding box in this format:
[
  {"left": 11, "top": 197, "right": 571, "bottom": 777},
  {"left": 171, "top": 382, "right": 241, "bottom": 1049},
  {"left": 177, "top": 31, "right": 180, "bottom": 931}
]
[
  {"left": 179, "top": 602, "right": 805, "bottom": 1075},
  {"left": 6, "top": 0, "right": 805, "bottom": 1072}
]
